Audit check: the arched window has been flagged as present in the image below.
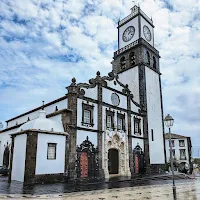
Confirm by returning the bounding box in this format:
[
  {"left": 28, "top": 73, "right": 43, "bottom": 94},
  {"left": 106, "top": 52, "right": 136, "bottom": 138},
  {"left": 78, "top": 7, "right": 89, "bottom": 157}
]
[
  {"left": 153, "top": 56, "right": 156, "bottom": 69},
  {"left": 146, "top": 51, "right": 150, "bottom": 65},
  {"left": 129, "top": 52, "right": 135, "bottom": 66},
  {"left": 120, "top": 56, "right": 126, "bottom": 69}
]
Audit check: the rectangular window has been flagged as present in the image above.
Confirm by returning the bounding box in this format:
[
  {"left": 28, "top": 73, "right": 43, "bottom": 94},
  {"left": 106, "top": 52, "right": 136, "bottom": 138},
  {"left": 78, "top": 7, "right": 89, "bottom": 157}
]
[
  {"left": 151, "top": 129, "right": 154, "bottom": 141},
  {"left": 169, "top": 140, "right": 175, "bottom": 147},
  {"left": 172, "top": 149, "right": 175, "bottom": 158},
  {"left": 117, "top": 118, "right": 123, "bottom": 130},
  {"left": 47, "top": 143, "right": 56, "bottom": 160},
  {"left": 180, "top": 149, "right": 186, "bottom": 160},
  {"left": 107, "top": 115, "right": 112, "bottom": 128},
  {"left": 82, "top": 103, "right": 94, "bottom": 127},
  {"left": 179, "top": 140, "right": 185, "bottom": 147},
  {"left": 83, "top": 110, "right": 91, "bottom": 124},
  {"left": 134, "top": 117, "right": 141, "bottom": 135}
]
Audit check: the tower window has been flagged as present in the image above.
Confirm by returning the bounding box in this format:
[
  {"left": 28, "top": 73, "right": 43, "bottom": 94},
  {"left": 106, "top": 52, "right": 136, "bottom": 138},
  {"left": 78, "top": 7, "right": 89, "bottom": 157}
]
[
  {"left": 129, "top": 52, "right": 135, "bottom": 66},
  {"left": 151, "top": 129, "right": 154, "bottom": 141},
  {"left": 146, "top": 51, "right": 150, "bottom": 65},
  {"left": 153, "top": 56, "right": 156, "bottom": 69},
  {"left": 120, "top": 56, "right": 126, "bottom": 69}
]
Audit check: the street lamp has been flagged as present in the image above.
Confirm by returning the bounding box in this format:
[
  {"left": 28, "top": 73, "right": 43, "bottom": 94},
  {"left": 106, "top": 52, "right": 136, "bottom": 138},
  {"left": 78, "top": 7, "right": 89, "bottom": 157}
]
[{"left": 164, "top": 114, "right": 176, "bottom": 200}]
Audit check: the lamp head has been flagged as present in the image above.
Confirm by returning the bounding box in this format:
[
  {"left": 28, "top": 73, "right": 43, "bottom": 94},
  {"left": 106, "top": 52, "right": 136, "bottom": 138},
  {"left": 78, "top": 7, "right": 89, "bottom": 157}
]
[{"left": 164, "top": 114, "right": 174, "bottom": 128}]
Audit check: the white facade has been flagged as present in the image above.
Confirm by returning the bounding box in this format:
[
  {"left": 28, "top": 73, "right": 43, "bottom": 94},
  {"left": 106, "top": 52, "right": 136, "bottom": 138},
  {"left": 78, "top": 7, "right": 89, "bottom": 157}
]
[
  {"left": 11, "top": 134, "right": 27, "bottom": 182},
  {"left": 145, "top": 67, "right": 165, "bottom": 164},
  {"left": 165, "top": 137, "right": 190, "bottom": 165},
  {"left": 36, "top": 133, "right": 66, "bottom": 175}
]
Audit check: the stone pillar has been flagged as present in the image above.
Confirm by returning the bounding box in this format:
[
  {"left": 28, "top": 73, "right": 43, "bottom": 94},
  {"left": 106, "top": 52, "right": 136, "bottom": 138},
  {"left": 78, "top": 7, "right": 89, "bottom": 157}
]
[
  {"left": 66, "top": 78, "right": 78, "bottom": 179},
  {"left": 138, "top": 64, "right": 150, "bottom": 173},
  {"left": 96, "top": 71, "right": 104, "bottom": 179},
  {"left": 24, "top": 132, "right": 38, "bottom": 183},
  {"left": 8, "top": 135, "right": 15, "bottom": 183},
  {"left": 127, "top": 95, "right": 134, "bottom": 175}
]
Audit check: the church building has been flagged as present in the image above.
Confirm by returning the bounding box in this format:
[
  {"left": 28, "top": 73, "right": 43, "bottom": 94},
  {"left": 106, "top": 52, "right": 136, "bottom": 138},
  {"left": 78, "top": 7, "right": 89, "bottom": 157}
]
[{"left": 0, "top": 5, "right": 166, "bottom": 184}]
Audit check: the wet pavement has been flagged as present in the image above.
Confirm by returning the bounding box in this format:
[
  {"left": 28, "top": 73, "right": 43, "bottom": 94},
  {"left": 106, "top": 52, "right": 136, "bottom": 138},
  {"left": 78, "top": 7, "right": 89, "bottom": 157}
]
[{"left": 0, "top": 178, "right": 199, "bottom": 199}]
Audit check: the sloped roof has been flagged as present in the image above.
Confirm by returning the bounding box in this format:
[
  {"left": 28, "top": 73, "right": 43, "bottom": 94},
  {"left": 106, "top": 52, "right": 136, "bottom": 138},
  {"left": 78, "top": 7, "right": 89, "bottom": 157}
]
[
  {"left": 17, "top": 110, "right": 64, "bottom": 133},
  {"left": 165, "top": 133, "right": 188, "bottom": 139}
]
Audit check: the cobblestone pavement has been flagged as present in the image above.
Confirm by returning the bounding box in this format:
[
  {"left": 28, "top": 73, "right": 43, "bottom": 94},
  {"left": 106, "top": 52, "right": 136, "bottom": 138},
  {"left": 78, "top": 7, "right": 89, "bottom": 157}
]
[{"left": 0, "top": 178, "right": 200, "bottom": 200}]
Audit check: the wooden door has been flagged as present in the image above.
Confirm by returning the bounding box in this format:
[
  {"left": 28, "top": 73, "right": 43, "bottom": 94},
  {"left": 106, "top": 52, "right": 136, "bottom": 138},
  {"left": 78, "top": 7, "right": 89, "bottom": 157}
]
[{"left": 80, "top": 152, "right": 88, "bottom": 178}]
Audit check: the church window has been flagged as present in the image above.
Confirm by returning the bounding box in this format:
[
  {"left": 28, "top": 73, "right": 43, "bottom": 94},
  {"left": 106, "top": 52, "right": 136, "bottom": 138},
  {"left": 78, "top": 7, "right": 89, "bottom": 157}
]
[
  {"left": 146, "top": 51, "right": 150, "bottom": 65},
  {"left": 106, "top": 109, "right": 114, "bottom": 129},
  {"left": 117, "top": 113, "right": 125, "bottom": 131},
  {"left": 47, "top": 143, "right": 56, "bottom": 160},
  {"left": 82, "top": 102, "right": 94, "bottom": 127},
  {"left": 83, "top": 110, "right": 91, "bottom": 124},
  {"left": 153, "top": 56, "right": 156, "bottom": 69},
  {"left": 120, "top": 56, "right": 126, "bottom": 69},
  {"left": 134, "top": 117, "right": 141, "bottom": 135},
  {"left": 129, "top": 52, "right": 135, "bottom": 66}
]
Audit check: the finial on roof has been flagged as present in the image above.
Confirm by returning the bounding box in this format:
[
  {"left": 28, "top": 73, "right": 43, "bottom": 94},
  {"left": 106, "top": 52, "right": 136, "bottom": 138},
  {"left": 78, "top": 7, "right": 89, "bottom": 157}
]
[
  {"left": 96, "top": 71, "right": 100, "bottom": 76},
  {"left": 42, "top": 101, "right": 45, "bottom": 110},
  {"left": 70, "top": 77, "right": 76, "bottom": 86}
]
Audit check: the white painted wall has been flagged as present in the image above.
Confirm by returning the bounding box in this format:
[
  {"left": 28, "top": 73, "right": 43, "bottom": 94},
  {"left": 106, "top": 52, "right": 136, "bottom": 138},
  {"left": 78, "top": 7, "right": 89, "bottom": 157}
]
[
  {"left": 77, "top": 99, "right": 98, "bottom": 130},
  {"left": 48, "top": 114, "right": 62, "bottom": 124},
  {"left": 102, "top": 88, "right": 127, "bottom": 110},
  {"left": 11, "top": 134, "right": 27, "bottom": 182},
  {"left": 81, "top": 86, "right": 98, "bottom": 100},
  {"left": 165, "top": 138, "right": 189, "bottom": 164},
  {"left": 140, "top": 17, "right": 154, "bottom": 46},
  {"left": 77, "top": 130, "right": 97, "bottom": 147},
  {"left": 132, "top": 138, "right": 144, "bottom": 150},
  {"left": 118, "top": 67, "right": 140, "bottom": 104},
  {"left": 145, "top": 67, "right": 165, "bottom": 164},
  {"left": 35, "top": 133, "right": 66, "bottom": 175},
  {"left": 0, "top": 129, "right": 17, "bottom": 166},
  {"left": 7, "top": 98, "right": 68, "bottom": 128},
  {"left": 119, "top": 16, "right": 139, "bottom": 49}
]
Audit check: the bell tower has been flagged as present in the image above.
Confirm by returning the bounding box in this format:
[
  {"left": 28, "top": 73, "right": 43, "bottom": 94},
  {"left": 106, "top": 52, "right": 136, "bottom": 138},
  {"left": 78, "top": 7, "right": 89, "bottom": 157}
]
[{"left": 112, "top": 5, "right": 166, "bottom": 168}]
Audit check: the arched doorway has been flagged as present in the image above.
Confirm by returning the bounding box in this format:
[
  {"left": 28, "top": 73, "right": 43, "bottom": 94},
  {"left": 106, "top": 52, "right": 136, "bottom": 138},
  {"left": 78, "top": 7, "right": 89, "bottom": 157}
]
[{"left": 108, "top": 149, "right": 119, "bottom": 174}]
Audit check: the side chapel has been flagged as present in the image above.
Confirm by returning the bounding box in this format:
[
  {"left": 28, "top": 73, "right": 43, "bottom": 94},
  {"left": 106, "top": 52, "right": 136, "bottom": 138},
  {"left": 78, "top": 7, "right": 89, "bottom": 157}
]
[{"left": 0, "top": 5, "right": 166, "bottom": 183}]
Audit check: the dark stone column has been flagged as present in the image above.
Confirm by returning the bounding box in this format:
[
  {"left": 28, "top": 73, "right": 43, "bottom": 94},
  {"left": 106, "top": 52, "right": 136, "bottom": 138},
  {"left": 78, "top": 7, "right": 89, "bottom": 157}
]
[
  {"left": 138, "top": 64, "right": 150, "bottom": 173},
  {"left": 8, "top": 135, "right": 15, "bottom": 183},
  {"left": 66, "top": 78, "right": 78, "bottom": 179},
  {"left": 24, "top": 132, "right": 38, "bottom": 183},
  {"left": 97, "top": 82, "right": 104, "bottom": 179},
  {"left": 127, "top": 95, "right": 134, "bottom": 175}
]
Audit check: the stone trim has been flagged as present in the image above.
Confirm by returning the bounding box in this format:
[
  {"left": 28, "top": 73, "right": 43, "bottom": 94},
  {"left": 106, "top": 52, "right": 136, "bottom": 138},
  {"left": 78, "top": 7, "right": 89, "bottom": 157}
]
[
  {"left": 34, "top": 173, "right": 67, "bottom": 184},
  {"left": 46, "top": 109, "right": 72, "bottom": 118},
  {"left": 0, "top": 123, "right": 23, "bottom": 133},
  {"left": 10, "top": 129, "right": 69, "bottom": 136},
  {"left": 128, "top": 135, "right": 148, "bottom": 139},
  {"left": 24, "top": 132, "right": 38, "bottom": 183},
  {"left": 76, "top": 126, "right": 100, "bottom": 133},
  {"left": 103, "top": 86, "right": 127, "bottom": 96}
]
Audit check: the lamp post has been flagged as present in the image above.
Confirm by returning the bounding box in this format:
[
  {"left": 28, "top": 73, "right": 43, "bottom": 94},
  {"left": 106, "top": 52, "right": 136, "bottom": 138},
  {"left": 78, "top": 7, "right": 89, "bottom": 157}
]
[{"left": 164, "top": 114, "right": 176, "bottom": 200}]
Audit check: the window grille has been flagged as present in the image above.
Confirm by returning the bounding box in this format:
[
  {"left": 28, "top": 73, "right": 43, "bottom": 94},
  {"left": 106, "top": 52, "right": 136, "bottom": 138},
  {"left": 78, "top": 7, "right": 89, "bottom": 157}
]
[
  {"left": 117, "top": 118, "right": 123, "bottom": 130},
  {"left": 107, "top": 115, "right": 112, "bottom": 128},
  {"left": 84, "top": 110, "right": 91, "bottom": 124},
  {"left": 47, "top": 143, "right": 56, "bottom": 160}
]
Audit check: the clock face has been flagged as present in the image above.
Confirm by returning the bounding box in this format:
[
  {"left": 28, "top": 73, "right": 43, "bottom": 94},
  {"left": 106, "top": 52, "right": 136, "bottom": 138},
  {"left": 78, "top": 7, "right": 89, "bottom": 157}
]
[
  {"left": 143, "top": 25, "right": 151, "bottom": 41},
  {"left": 111, "top": 93, "right": 120, "bottom": 106},
  {"left": 122, "top": 26, "right": 135, "bottom": 42}
]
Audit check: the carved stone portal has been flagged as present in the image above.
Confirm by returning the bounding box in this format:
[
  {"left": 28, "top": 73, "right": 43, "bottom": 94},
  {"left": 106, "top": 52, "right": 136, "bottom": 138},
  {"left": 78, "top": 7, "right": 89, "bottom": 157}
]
[{"left": 103, "top": 130, "right": 131, "bottom": 179}]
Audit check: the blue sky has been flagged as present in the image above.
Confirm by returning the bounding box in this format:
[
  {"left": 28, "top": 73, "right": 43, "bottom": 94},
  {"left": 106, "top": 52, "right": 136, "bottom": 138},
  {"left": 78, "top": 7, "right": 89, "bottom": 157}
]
[{"left": 0, "top": 0, "right": 200, "bottom": 157}]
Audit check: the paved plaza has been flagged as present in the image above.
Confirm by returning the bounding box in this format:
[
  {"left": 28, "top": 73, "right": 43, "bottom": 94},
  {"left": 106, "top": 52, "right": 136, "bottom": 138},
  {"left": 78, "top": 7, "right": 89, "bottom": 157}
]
[{"left": 0, "top": 178, "right": 199, "bottom": 200}]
